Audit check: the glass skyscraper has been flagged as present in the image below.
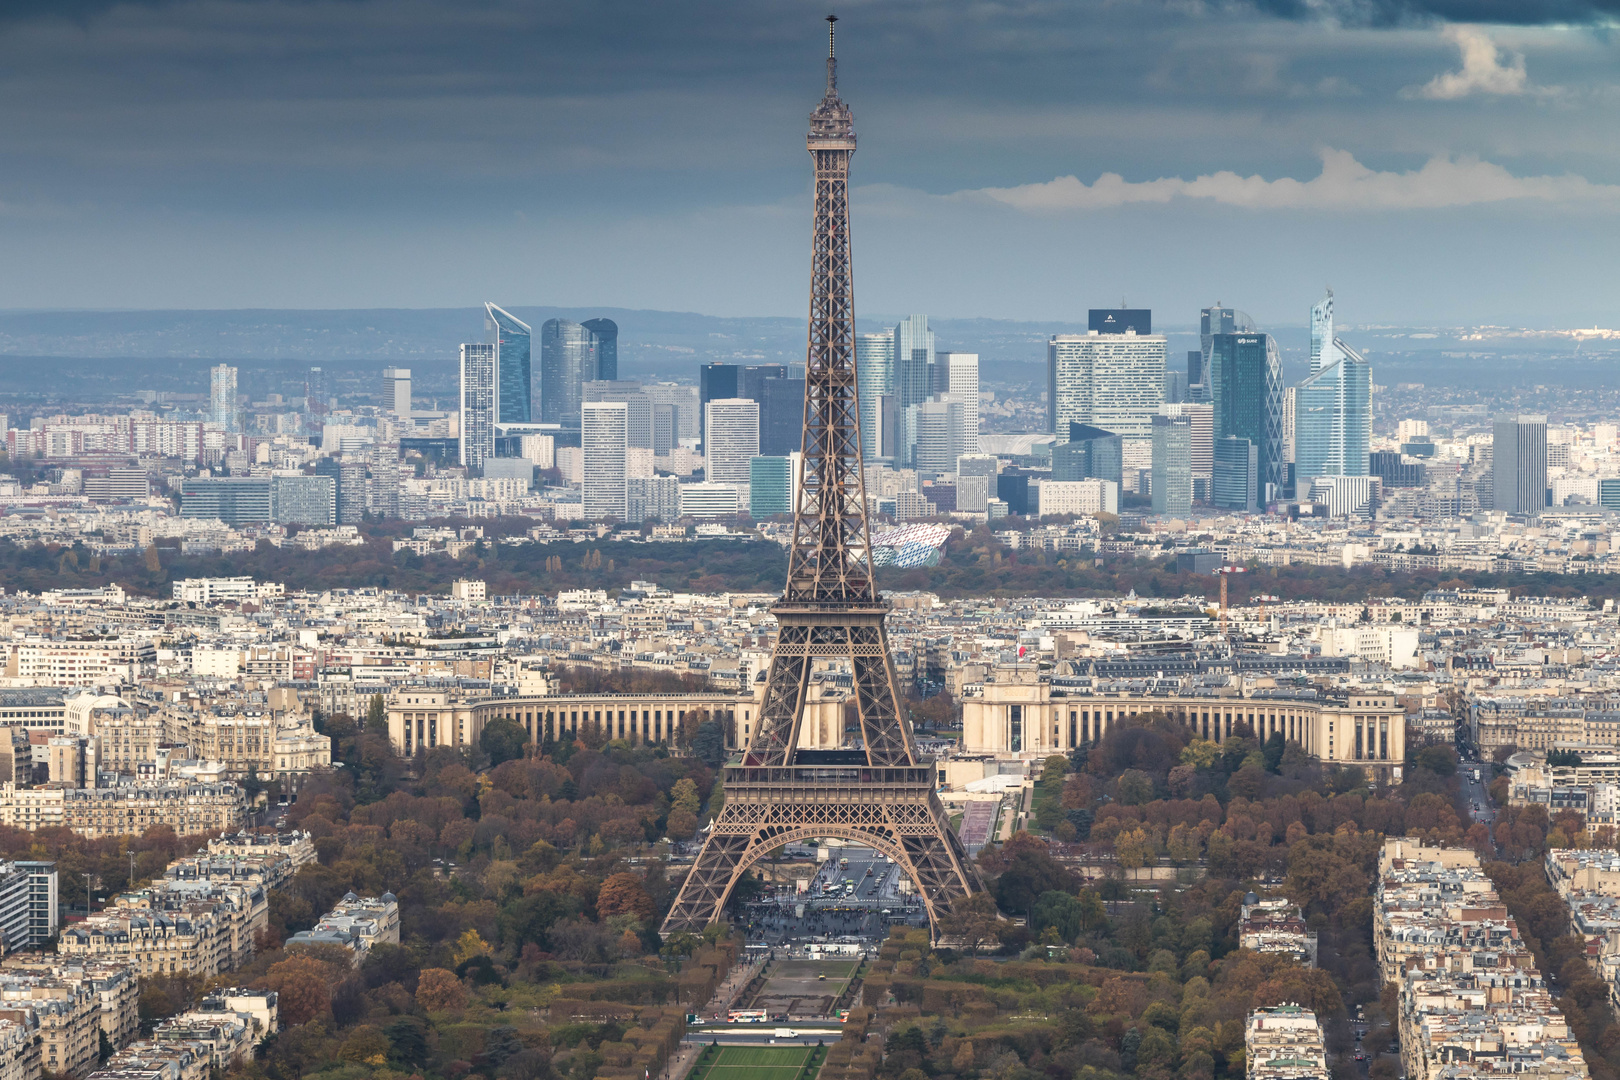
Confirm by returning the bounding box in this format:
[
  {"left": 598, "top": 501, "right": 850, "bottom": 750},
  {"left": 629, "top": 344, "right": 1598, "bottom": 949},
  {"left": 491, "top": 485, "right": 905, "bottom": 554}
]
[
  {"left": 1309, "top": 290, "right": 1341, "bottom": 376},
  {"left": 581, "top": 318, "right": 618, "bottom": 382},
  {"left": 540, "top": 319, "right": 594, "bottom": 426},
  {"left": 1295, "top": 338, "right": 1371, "bottom": 481},
  {"left": 893, "top": 315, "right": 934, "bottom": 464},
  {"left": 856, "top": 331, "right": 895, "bottom": 461},
  {"left": 1208, "top": 332, "right": 1284, "bottom": 499},
  {"left": 749, "top": 454, "right": 798, "bottom": 519},
  {"left": 1053, "top": 422, "right": 1123, "bottom": 486},
  {"left": 1212, "top": 436, "right": 1259, "bottom": 512},
  {"left": 1197, "top": 306, "right": 1252, "bottom": 401},
  {"left": 485, "top": 303, "right": 532, "bottom": 425}
]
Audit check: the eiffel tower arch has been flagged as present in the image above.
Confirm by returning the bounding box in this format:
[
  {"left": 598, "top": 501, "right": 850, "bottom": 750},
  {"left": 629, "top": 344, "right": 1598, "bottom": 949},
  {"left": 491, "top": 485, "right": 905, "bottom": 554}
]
[{"left": 662, "top": 17, "right": 982, "bottom": 941}]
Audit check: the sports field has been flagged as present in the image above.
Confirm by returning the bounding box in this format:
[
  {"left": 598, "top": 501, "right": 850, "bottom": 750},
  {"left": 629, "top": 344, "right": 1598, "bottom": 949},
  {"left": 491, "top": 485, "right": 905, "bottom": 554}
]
[{"left": 689, "top": 1045, "right": 823, "bottom": 1080}]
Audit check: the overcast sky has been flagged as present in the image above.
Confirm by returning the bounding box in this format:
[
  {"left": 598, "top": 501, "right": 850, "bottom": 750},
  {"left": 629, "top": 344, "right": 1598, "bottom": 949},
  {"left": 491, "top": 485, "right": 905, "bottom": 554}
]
[{"left": 1, "top": 0, "right": 1618, "bottom": 327}]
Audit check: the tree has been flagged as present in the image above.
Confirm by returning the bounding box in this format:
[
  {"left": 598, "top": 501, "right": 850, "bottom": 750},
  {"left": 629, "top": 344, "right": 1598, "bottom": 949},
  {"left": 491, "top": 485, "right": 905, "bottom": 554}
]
[
  {"left": 452, "top": 927, "right": 491, "bottom": 965},
  {"left": 942, "top": 891, "right": 1000, "bottom": 954},
  {"left": 415, "top": 968, "right": 468, "bottom": 1012},
  {"left": 261, "top": 954, "right": 333, "bottom": 1026},
  {"left": 1263, "top": 731, "right": 1286, "bottom": 773},
  {"left": 1031, "top": 890, "right": 1084, "bottom": 943},
  {"left": 692, "top": 720, "right": 726, "bottom": 767},
  {"left": 143, "top": 544, "right": 162, "bottom": 575},
  {"left": 667, "top": 808, "right": 699, "bottom": 839},
  {"left": 365, "top": 694, "right": 388, "bottom": 735},
  {"left": 990, "top": 832, "right": 1077, "bottom": 914},
  {"left": 670, "top": 778, "right": 701, "bottom": 816},
  {"left": 339, "top": 1025, "right": 390, "bottom": 1065},
  {"left": 481, "top": 718, "right": 527, "bottom": 766},
  {"left": 1117, "top": 770, "right": 1154, "bottom": 805},
  {"left": 384, "top": 1018, "right": 429, "bottom": 1067},
  {"left": 597, "top": 872, "right": 656, "bottom": 921}
]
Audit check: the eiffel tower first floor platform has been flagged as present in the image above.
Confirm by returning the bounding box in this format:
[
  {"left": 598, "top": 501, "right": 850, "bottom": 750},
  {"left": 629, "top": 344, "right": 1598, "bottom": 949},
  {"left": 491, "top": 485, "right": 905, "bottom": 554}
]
[{"left": 660, "top": 752, "right": 980, "bottom": 940}]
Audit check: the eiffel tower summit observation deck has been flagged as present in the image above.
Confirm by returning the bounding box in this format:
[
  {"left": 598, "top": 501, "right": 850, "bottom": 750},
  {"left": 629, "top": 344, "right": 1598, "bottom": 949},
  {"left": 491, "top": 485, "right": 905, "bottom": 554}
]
[{"left": 661, "top": 16, "right": 981, "bottom": 941}]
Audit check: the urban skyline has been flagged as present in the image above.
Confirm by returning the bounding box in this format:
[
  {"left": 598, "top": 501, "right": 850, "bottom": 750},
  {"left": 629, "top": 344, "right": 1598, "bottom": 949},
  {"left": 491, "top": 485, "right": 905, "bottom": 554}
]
[{"left": 0, "top": 17, "right": 1614, "bottom": 1080}]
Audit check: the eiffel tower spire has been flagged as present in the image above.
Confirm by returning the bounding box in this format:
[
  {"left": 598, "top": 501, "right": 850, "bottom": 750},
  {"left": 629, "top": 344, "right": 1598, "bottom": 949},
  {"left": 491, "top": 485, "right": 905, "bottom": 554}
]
[{"left": 661, "top": 18, "right": 980, "bottom": 941}]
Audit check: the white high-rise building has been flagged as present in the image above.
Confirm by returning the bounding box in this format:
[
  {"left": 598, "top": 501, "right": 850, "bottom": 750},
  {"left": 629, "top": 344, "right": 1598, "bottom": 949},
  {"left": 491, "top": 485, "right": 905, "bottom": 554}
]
[
  {"left": 1048, "top": 332, "right": 1166, "bottom": 479},
  {"left": 209, "top": 365, "right": 238, "bottom": 433},
  {"left": 382, "top": 368, "right": 412, "bottom": 418},
  {"left": 940, "top": 352, "right": 980, "bottom": 454},
  {"left": 856, "top": 331, "right": 895, "bottom": 462},
  {"left": 459, "top": 344, "right": 496, "bottom": 472},
  {"left": 581, "top": 401, "right": 629, "bottom": 521},
  {"left": 909, "top": 398, "right": 957, "bottom": 474},
  {"left": 644, "top": 383, "right": 700, "bottom": 443},
  {"left": 704, "top": 398, "right": 760, "bottom": 497},
  {"left": 1397, "top": 419, "right": 1430, "bottom": 442}
]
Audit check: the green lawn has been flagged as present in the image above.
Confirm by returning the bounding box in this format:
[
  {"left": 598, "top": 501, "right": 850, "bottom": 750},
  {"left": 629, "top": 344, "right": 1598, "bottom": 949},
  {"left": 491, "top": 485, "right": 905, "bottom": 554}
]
[{"left": 690, "top": 1045, "right": 821, "bottom": 1080}]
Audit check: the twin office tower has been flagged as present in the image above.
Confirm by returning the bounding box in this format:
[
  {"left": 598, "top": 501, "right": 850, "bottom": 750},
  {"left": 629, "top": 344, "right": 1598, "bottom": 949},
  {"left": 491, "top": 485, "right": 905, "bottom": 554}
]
[
  {"left": 1050, "top": 295, "right": 1371, "bottom": 514},
  {"left": 460, "top": 304, "right": 619, "bottom": 469}
]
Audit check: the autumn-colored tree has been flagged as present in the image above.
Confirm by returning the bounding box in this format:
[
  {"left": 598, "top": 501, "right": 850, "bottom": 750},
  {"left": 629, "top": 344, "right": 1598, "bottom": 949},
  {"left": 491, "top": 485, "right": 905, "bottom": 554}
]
[
  {"left": 338, "top": 1025, "right": 390, "bottom": 1065},
  {"left": 414, "top": 968, "right": 467, "bottom": 1013},
  {"left": 670, "top": 778, "right": 701, "bottom": 816},
  {"left": 597, "top": 872, "right": 655, "bottom": 921},
  {"left": 451, "top": 927, "right": 491, "bottom": 965},
  {"left": 940, "top": 891, "right": 999, "bottom": 955},
  {"left": 260, "top": 954, "right": 335, "bottom": 1027},
  {"left": 666, "top": 808, "right": 698, "bottom": 839}
]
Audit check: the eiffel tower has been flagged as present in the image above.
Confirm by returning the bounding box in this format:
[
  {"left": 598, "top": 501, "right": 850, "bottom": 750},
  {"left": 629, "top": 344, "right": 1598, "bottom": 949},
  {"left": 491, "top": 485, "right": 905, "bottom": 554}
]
[{"left": 661, "top": 16, "right": 981, "bottom": 940}]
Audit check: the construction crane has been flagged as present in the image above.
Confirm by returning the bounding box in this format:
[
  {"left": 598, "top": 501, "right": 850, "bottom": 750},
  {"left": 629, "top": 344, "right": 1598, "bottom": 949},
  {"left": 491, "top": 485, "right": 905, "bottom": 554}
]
[{"left": 1215, "top": 566, "right": 1247, "bottom": 638}]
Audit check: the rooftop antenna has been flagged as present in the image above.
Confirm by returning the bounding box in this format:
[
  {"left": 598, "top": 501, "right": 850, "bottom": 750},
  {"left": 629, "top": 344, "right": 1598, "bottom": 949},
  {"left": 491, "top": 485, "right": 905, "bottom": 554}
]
[{"left": 826, "top": 14, "right": 838, "bottom": 93}]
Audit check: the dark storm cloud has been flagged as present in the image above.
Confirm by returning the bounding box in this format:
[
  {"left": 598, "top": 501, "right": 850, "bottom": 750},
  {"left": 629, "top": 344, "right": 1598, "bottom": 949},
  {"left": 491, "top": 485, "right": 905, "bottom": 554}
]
[
  {"left": 1245, "top": 0, "right": 1620, "bottom": 25},
  {"left": 0, "top": 0, "right": 1612, "bottom": 318}
]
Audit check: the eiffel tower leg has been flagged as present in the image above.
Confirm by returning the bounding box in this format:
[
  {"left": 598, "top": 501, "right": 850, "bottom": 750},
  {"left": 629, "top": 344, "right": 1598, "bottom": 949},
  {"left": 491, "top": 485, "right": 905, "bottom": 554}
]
[
  {"left": 662, "top": 816, "right": 752, "bottom": 934},
  {"left": 662, "top": 783, "right": 983, "bottom": 939}
]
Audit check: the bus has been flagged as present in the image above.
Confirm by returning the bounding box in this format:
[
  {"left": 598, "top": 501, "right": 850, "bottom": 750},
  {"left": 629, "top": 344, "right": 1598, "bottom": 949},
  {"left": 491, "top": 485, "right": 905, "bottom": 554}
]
[{"left": 729, "top": 1009, "right": 768, "bottom": 1024}]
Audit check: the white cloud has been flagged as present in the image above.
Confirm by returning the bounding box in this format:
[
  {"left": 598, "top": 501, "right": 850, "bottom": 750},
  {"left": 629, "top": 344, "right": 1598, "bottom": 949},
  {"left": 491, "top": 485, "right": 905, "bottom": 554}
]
[
  {"left": 1405, "top": 26, "right": 1529, "bottom": 100},
  {"left": 969, "top": 148, "right": 1620, "bottom": 212}
]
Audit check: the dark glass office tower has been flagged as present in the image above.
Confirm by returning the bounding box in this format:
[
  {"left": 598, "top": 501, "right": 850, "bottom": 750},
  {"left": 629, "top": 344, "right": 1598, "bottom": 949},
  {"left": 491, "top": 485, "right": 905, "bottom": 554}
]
[
  {"left": 700, "top": 363, "right": 740, "bottom": 443},
  {"left": 485, "top": 303, "right": 532, "bottom": 424},
  {"left": 760, "top": 377, "right": 807, "bottom": 456},
  {"left": 582, "top": 318, "right": 619, "bottom": 381},
  {"left": 1212, "top": 436, "right": 1258, "bottom": 511},
  {"left": 1493, "top": 414, "right": 1548, "bottom": 517},
  {"left": 1208, "top": 332, "right": 1284, "bottom": 499},
  {"left": 1052, "top": 422, "right": 1123, "bottom": 485},
  {"left": 540, "top": 318, "right": 594, "bottom": 426}
]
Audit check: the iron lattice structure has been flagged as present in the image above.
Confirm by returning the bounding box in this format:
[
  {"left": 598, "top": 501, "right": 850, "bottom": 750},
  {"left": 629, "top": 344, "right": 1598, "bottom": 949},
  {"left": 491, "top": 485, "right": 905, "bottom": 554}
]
[{"left": 661, "top": 18, "right": 979, "bottom": 940}]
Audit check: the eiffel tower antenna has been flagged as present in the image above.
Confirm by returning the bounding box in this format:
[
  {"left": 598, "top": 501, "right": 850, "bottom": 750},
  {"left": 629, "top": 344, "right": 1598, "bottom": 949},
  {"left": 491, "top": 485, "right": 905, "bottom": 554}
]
[{"left": 661, "top": 17, "right": 980, "bottom": 941}]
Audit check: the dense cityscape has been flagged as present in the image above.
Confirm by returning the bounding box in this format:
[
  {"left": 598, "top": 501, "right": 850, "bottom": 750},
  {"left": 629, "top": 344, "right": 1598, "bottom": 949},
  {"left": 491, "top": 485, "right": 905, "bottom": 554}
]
[{"left": 0, "top": 11, "right": 1616, "bottom": 1080}]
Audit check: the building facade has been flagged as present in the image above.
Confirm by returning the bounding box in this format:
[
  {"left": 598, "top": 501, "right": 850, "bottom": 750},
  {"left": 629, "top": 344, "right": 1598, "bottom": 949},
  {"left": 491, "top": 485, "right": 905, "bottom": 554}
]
[
  {"left": 1493, "top": 414, "right": 1548, "bottom": 517},
  {"left": 1209, "top": 332, "right": 1285, "bottom": 499},
  {"left": 581, "top": 400, "right": 628, "bottom": 521},
  {"left": 960, "top": 672, "right": 1405, "bottom": 777},
  {"left": 1151, "top": 412, "right": 1192, "bottom": 515},
  {"left": 458, "top": 342, "right": 496, "bottom": 472}
]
